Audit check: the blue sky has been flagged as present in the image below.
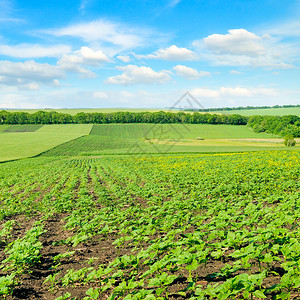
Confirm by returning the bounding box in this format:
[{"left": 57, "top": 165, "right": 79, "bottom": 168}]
[{"left": 0, "top": 0, "right": 300, "bottom": 109}]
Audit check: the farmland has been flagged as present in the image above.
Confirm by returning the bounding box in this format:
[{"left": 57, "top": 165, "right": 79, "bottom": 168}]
[
  {"left": 0, "top": 121, "right": 299, "bottom": 300},
  {"left": 0, "top": 125, "right": 92, "bottom": 162},
  {"left": 1, "top": 123, "right": 299, "bottom": 162},
  {"left": 0, "top": 151, "right": 299, "bottom": 299},
  {"left": 43, "top": 124, "right": 297, "bottom": 157}
]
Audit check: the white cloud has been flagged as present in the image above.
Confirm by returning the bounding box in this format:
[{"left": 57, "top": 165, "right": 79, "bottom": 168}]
[
  {"left": 21, "top": 82, "right": 40, "bottom": 90},
  {"left": 46, "top": 19, "right": 142, "bottom": 50},
  {"left": 191, "top": 86, "right": 277, "bottom": 98},
  {"left": 106, "top": 65, "right": 171, "bottom": 85},
  {"left": 196, "top": 29, "right": 294, "bottom": 68},
  {"left": 58, "top": 47, "right": 110, "bottom": 77},
  {"left": 138, "top": 45, "right": 197, "bottom": 61},
  {"left": 173, "top": 65, "right": 210, "bottom": 79},
  {"left": 0, "top": 60, "right": 64, "bottom": 89},
  {"left": 59, "top": 47, "right": 110, "bottom": 65},
  {"left": 117, "top": 55, "right": 131, "bottom": 63},
  {"left": 203, "top": 29, "right": 266, "bottom": 56},
  {"left": 0, "top": 44, "right": 71, "bottom": 58},
  {"left": 230, "top": 70, "right": 242, "bottom": 75},
  {"left": 0, "top": 93, "right": 41, "bottom": 109},
  {"left": 191, "top": 88, "right": 220, "bottom": 98},
  {"left": 1, "top": 87, "right": 298, "bottom": 110}
]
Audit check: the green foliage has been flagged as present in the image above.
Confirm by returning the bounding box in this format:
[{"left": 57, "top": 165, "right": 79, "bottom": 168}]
[
  {"left": 44, "top": 272, "right": 61, "bottom": 291},
  {"left": 0, "top": 220, "right": 16, "bottom": 245},
  {"left": 248, "top": 115, "right": 300, "bottom": 137},
  {"left": 284, "top": 135, "right": 296, "bottom": 147},
  {"left": 0, "top": 109, "right": 248, "bottom": 125},
  {"left": 55, "top": 292, "right": 72, "bottom": 300},
  {"left": 0, "top": 273, "right": 15, "bottom": 296},
  {"left": 1, "top": 225, "right": 45, "bottom": 274},
  {"left": 0, "top": 151, "right": 300, "bottom": 298}
]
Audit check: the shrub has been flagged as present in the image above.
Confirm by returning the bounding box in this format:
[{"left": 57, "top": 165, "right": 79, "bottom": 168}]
[{"left": 284, "top": 136, "right": 296, "bottom": 147}]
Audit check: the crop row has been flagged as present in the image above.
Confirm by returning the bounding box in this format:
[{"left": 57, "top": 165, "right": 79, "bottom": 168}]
[{"left": 0, "top": 151, "right": 299, "bottom": 299}]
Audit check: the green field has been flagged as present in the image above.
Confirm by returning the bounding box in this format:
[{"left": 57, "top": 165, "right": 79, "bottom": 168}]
[
  {"left": 0, "top": 124, "right": 43, "bottom": 132},
  {"left": 42, "top": 123, "right": 295, "bottom": 157},
  {"left": 0, "top": 120, "right": 299, "bottom": 299},
  {"left": 215, "top": 107, "right": 300, "bottom": 116},
  {"left": 1, "top": 123, "right": 298, "bottom": 162},
  {"left": 0, "top": 124, "right": 92, "bottom": 162},
  {"left": 0, "top": 151, "right": 299, "bottom": 299},
  {"left": 90, "top": 123, "right": 277, "bottom": 139}
]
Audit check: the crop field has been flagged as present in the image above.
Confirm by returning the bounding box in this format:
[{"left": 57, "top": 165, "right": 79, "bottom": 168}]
[
  {"left": 42, "top": 124, "right": 288, "bottom": 157},
  {"left": 1, "top": 123, "right": 286, "bottom": 162},
  {"left": 0, "top": 125, "right": 43, "bottom": 133},
  {"left": 0, "top": 125, "right": 92, "bottom": 162},
  {"left": 0, "top": 151, "right": 299, "bottom": 299}
]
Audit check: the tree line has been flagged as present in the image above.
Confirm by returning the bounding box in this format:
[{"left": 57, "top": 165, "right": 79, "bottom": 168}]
[
  {"left": 247, "top": 115, "right": 300, "bottom": 137},
  {"left": 0, "top": 110, "right": 299, "bottom": 137},
  {"left": 0, "top": 110, "right": 247, "bottom": 125}
]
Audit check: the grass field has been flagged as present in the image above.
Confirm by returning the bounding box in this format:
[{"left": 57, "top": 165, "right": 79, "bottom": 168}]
[
  {"left": 0, "top": 151, "right": 299, "bottom": 299},
  {"left": 42, "top": 123, "right": 293, "bottom": 157},
  {"left": 0, "top": 125, "right": 43, "bottom": 132},
  {"left": 0, "top": 124, "right": 92, "bottom": 162},
  {"left": 1, "top": 123, "right": 298, "bottom": 161},
  {"left": 214, "top": 107, "right": 300, "bottom": 116}
]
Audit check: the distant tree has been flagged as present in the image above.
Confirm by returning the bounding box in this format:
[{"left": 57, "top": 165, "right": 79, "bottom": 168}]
[{"left": 284, "top": 135, "right": 296, "bottom": 147}]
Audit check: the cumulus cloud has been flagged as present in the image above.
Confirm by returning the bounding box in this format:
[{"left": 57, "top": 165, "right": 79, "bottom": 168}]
[
  {"left": 58, "top": 47, "right": 110, "bottom": 77},
  {"left": 173, "top": 65, "right": 210, "bottom": 79},
  {"left": 0, "top": 60, "right": 64, "bottom": 89},
  {"left": 191, "top": 86, "right": 277, "bottom": 98},
  {"left": 46, "top": 19, "right": 142, "bottom": 50},
  {"left": 0, "top": 44, "right": 71, "bottom": 58},
  {"left": 105, "top": 65, "right": 171, "bottom": 85},
  {"left": 138, "top": 45, "right": 197, "bottom": 61},
  {"left": 203, "top": 29, "right": 266, "bottom": 56},
  {"left": 117, "top": 55, "right": 131, "bottom": 63},
  {"left": 0, "top": 46, "right": 113, "bottom": 89},
  {"left": 196, "top": 29, "right": 293, "bottom": 68}
]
